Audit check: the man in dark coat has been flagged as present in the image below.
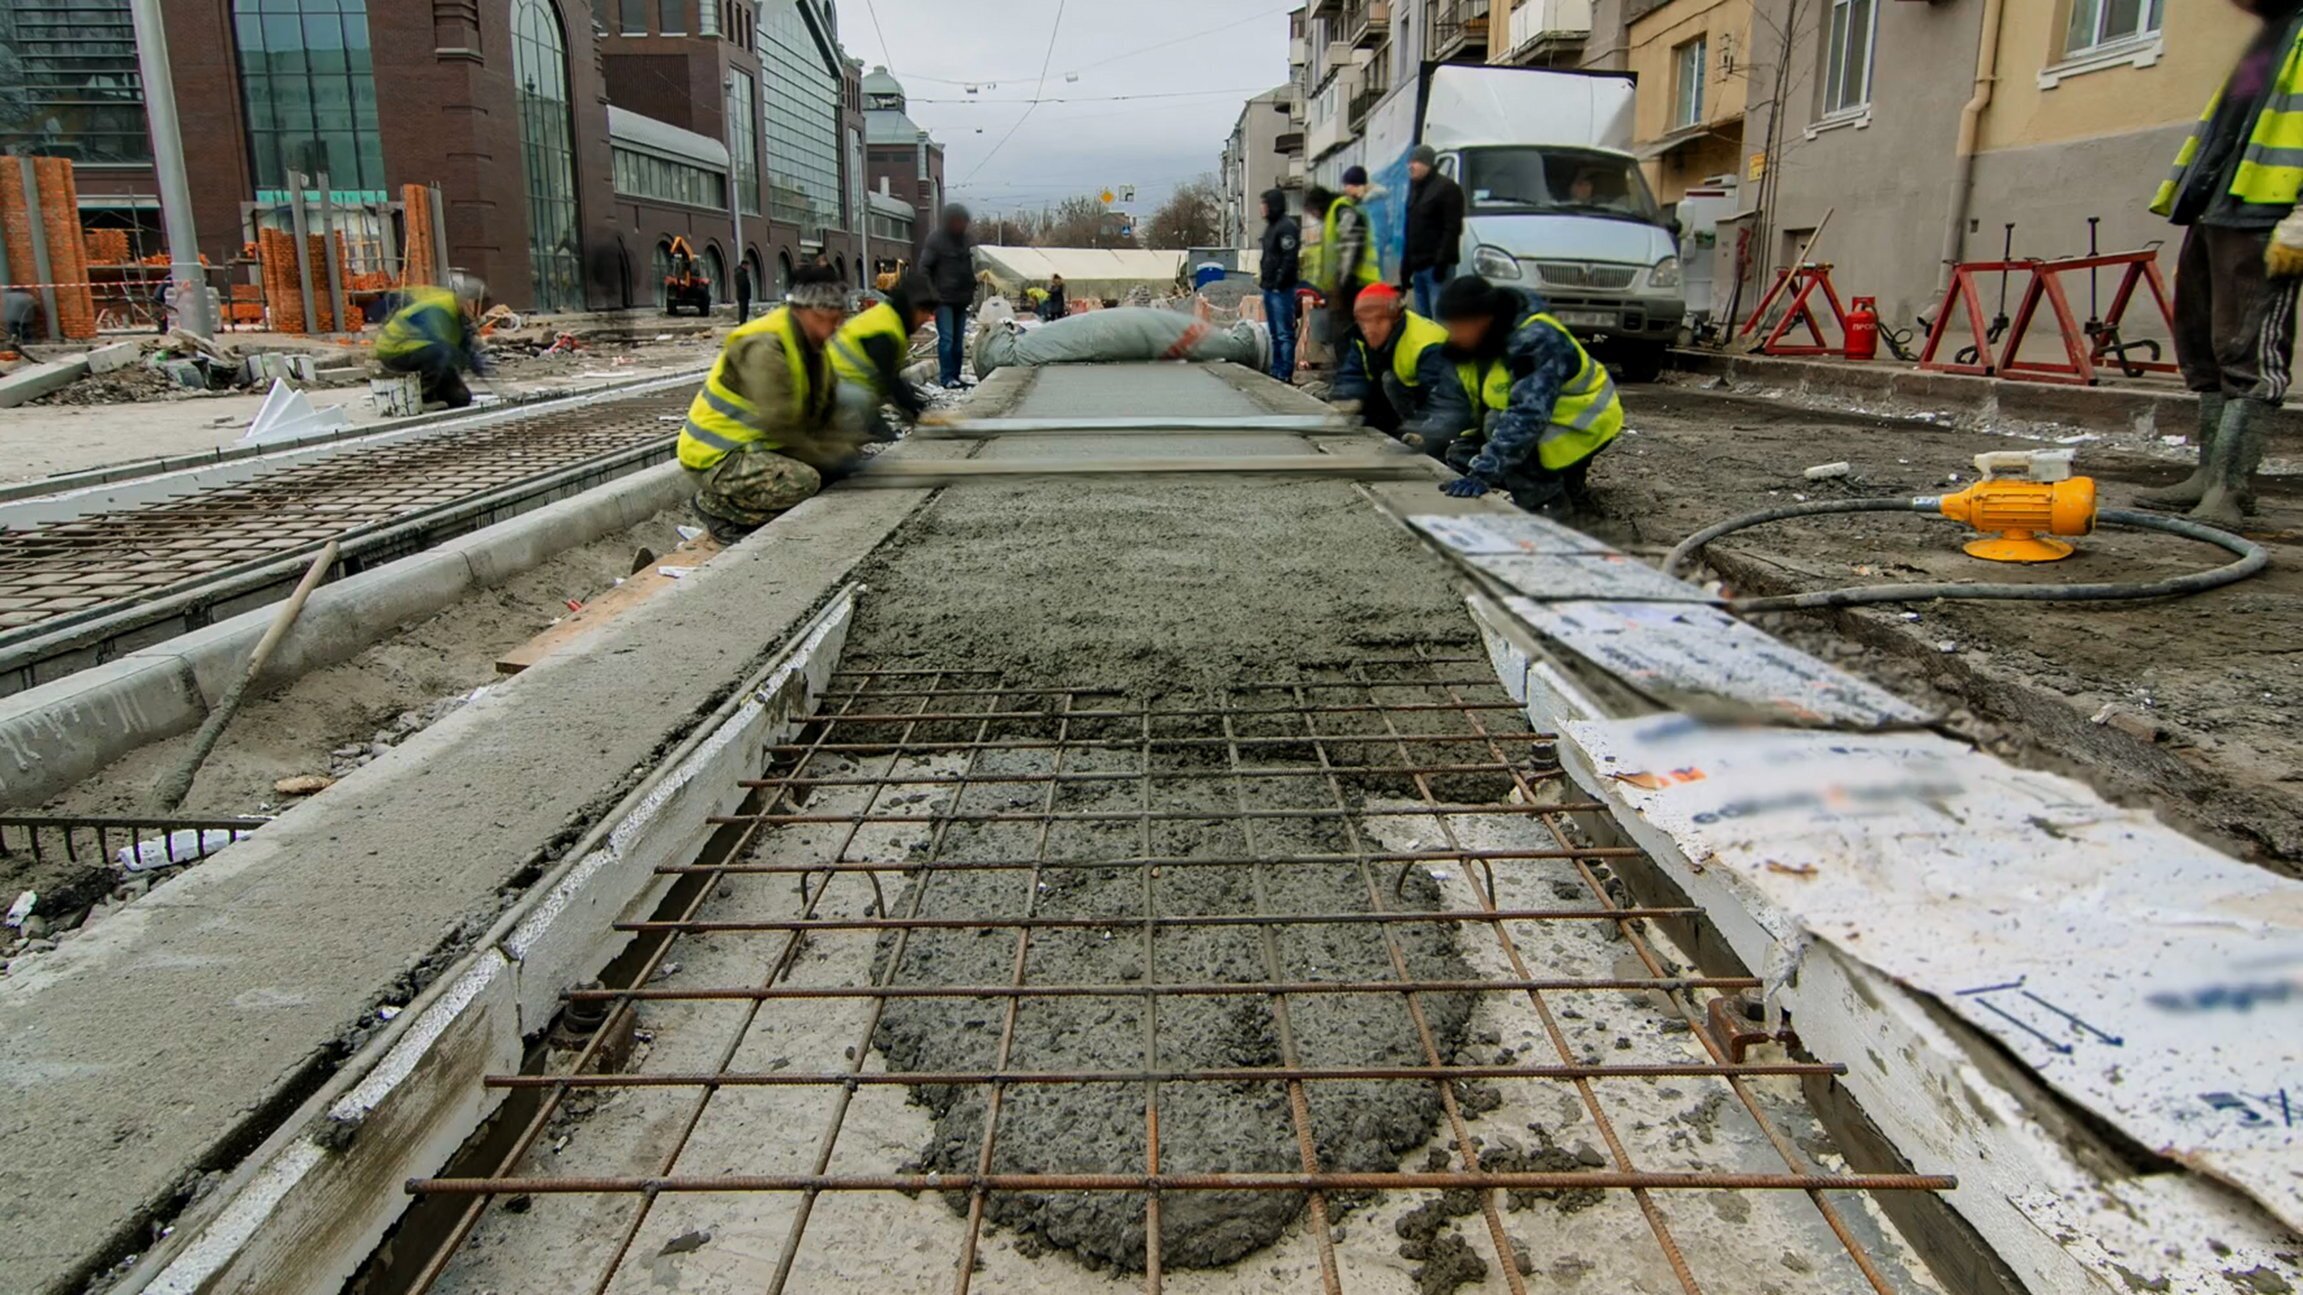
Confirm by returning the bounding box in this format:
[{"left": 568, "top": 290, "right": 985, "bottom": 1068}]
[
  {"left": 1403, "top": 145, "right": 1465, "bottom": 319},
  {"left": 1256, "top": 189, "right": 1302, "bottom": 382},
  {"left": 917, "top": 204, "right": 977, "bottom": 388}
]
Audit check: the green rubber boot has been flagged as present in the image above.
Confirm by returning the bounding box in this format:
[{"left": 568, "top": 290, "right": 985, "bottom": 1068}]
[
  {"left": 2188, "top": 396, "right": 2267, "bottom": 530},
  {"left": 2135, "top": 391, "right": 2226, "bottom": 511}
]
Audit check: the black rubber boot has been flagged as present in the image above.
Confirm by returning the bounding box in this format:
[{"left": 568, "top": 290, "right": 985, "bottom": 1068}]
[
  {"left": 2135, "top": 392, "right": 2226, "bottom": 511},
  {"left": 2188, "top": 396, "right": 2266, "bottom": 530}
]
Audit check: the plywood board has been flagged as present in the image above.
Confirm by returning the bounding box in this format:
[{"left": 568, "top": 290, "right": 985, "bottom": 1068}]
[
  {"left": 1506, "top": 598, "right": 1930, "bottom": 729},
  {"left": 1410, "top": 512, "right": 1620, "bottom": 555},
  {"left": 1463, "top": 551, "right": 1717, "bottom": 603},
  {"left": 496, "top": 534, "right": 724, "bottom": 674}
]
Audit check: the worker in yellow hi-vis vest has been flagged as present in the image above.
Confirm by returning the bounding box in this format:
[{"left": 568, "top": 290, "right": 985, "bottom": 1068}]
[
  {"left": 677, "top": 264, "right": 856, "bottom": 542},
  {"left": 2137, "top": 0, "right": 2303, "bottom": 528},
  {"left": 1432, "top": 275, "right": 1623, "bottom": 517}
]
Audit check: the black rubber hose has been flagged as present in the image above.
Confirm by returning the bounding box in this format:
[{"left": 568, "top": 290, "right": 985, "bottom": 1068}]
[{"left": 1662, "top": 499, "right": 2269, "bottom": 614}]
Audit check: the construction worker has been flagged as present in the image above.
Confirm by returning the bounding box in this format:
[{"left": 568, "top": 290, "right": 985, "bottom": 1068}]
[
  {"left": 678, "top": 264, "right": 856, "bottom": 542},
  {"left": 376, "top": 273, "right": 488, "bottom": 410},
  {"left": 2138, "top": 0, "right": 2303, "bottom": 528},
  {"left": 1433, "top": 275, "right": 1623, "bottom": 515},
  {"left": 1331, "top": 284, "right": 1477, "bottom": 459},
  {"left": 830, "top": 269, "right": 939, "bottom": 441},
  {"left": 1318, "top": 167, "right": 1381, "bottom": 343}
]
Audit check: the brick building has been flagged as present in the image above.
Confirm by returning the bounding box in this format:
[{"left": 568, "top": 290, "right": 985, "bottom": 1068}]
[
  {"left": 861, "top": 66, "right": 944, "bottom": 253},
  {"left": 0, "top": 0, "right": 873, "bottom": 314}
]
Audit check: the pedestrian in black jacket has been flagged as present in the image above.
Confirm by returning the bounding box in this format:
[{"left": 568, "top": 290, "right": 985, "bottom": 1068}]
[
  {"left": 918, "top": 204, "right": 976, "bottom": 387},
  {"left": 1256, "top": 189, "right": 1302, "bottom": 382},
  {"left": 1404, "top": 145, "right": 1465, "bottom": 318}
]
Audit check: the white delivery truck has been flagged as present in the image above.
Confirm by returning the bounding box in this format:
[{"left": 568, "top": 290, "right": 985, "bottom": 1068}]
[{"left": 1359, "top": 64, "right": 1684, "bottom": 381}]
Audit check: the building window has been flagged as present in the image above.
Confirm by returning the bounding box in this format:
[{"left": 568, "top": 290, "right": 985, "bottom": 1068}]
[
  {"left": 1823, "top": 0, "right": 1876, "bottom": 117},
  {"left": 612, "top": 146, "right": 728, "bottom": 208},
  {"left": 0, "top": 0, "right": 150, "bottom": 164},
  {"left": 2066, "top": 0, "right": 2162, "bottom": 56},
  {"left": 658, "top": 0, "right": 684, "bottom": 35},
  {"left": 760, "top": 0, "right": 844, "bottom": 234},
  {"left": 619, "top": 0, "right": 646, "bottom": 35},
  {"left": 232, "top": 0, "right": 387, "bottom": 197},
  {"left": 728, "top": 72, "right": 760, "bottom": 214},
  {"left": 513, "top": 0, "right": 583, "bottom": 311},
  {"left": 1673, "top": 36, "right": 1707, "bottom": 130}
]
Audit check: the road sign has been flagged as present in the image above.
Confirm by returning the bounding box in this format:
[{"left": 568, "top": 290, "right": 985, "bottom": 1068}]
[{"left": 1100, "top": 189, "right": 1115, "bottom": 205}]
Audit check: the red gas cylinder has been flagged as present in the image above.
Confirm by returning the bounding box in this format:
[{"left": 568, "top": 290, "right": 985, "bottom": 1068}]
[{"left": 1846, "top": 296, "right": 1880, "bottom": 361}]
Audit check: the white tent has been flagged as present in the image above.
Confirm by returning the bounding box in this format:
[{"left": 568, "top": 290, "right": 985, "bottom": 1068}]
[{"left": 973, "top": 246, "right": 1188, "bottom": 302}]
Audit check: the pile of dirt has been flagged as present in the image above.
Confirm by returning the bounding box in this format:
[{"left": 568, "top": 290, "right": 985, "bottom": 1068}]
[{"left": 28, "top": 361, "right": 185, "bottom": 406}]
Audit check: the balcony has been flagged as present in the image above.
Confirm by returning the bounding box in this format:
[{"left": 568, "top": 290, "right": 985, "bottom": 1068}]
[
  {"left": 1429, "top": 0, "right": 1491, "bottom": 64},
  {"left": 1307, "top": 0, "right": 1343, "bottom": 16},
  {"left": 1499, "top": 0, "right": 1591, "bottom": 65},
  {"left": 1347, "top": 62, "right": 1390, "bottom": 129},
  {"left": 1345, "top": 0, "right": 1391, "bottom": 49},
  {"left": 1289, "top": 35, "right": 1309, "bottom": 67},
  {"left": 1275, "top": 130, "right": 1306, "bottom": 156}
]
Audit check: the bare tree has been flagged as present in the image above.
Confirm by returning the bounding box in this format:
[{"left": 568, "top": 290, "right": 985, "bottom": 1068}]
[
  {"left": 1038, "top": 195, "right": 1136, "bottom": 249},
  {"left": 1142, "top": 177, "right": 1224, "bottom": 251}
]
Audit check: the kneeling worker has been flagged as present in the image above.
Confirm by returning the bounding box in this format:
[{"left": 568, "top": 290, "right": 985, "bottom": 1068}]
[
  {"left": 1334, "top": 284, "right": 1478, "bottom": 458},
  {"left": 830, "top": 269, "right": 939, "bottom": 441},
  {"left": 1434, "top": 275, "right": 1622, "bottom": 513},
  {"left": 377, "top": 273, "right": 488, "bottom": 410},
  {"left": 680, "top": 264, "right": 857, "bottom": 541}
]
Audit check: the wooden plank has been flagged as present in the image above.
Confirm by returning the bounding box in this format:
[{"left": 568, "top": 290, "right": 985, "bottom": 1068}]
[
  {"left": 495, "top": 534, "right": 724, "bottom": 675},
  {"left": 844, "top": 455, "right": 1432, "bottom": 486}
]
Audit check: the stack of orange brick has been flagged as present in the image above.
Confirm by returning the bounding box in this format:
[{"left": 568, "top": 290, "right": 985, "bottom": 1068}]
[
  {"left": 258, "top": 229, "right": 362, "bottom": 333},
  {"left": 0, "top": 157, "right": 98, "bottom": 339},
  {"left": 82, "top": 228, "right": 131, "bottom": 266},
  {"left": 400, "top": 183, "right": 438, "bottom": 287}
]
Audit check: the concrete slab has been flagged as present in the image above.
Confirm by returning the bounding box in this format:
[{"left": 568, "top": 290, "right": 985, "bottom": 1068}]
[
  {"left": 0, "top": 356, "right": 90, "bottom": 409},
  {"left": 0, "top": 657, "right": 204, "bottom": 801},
  {"left": 84, "top": 342, "right": 141, "bottom": 377},
  {"left": 0, "top": 448, "right": 960, "bottom": 1293}
]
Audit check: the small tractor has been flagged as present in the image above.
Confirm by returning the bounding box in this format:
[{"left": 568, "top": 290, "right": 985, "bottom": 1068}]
[{"left": 662, "top": 237, "right": 713, "bottom": 316}]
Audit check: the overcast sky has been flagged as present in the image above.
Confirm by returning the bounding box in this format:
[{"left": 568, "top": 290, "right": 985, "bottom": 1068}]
[{"left": 841, "top": 0, "right": 1294, "bottom": 217}]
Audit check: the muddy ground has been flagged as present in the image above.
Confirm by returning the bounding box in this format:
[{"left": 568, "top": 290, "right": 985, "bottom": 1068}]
[
  {"left": 1585, "top": 383, "right": 2303, "bottom": 874},
  {"left": 0, "top": 511, "right": 686, "bottom": 952}
]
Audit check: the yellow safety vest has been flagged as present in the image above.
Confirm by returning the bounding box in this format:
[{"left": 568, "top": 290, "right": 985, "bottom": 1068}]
[
  {"left": 376, "top": 287, "right": 461, "bottom": 363},
  {"left": 1469, "top": 312, "right": 1624, "bottom": 471},
  {"left": 829, "top": 300, "right": 910, "bottom": 392},
  {"left": 2152, "top": 26, "right": 2303, "bottom": 218},
  {"left": 1355, "top": 310, "right": 1480, "bottom": 406},
  {"left": 1319, "top": 196, "right": 1381, "bottom": 294},
  {"left": 678, "top": 307, "right": 824, "bottom": 471}
]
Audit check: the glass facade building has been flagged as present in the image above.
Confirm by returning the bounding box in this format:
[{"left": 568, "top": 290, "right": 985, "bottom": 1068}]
[
  {"left": 728, "top": 71, "right": 760, "bottom": 216},
  {"left": 612, "top": 146, "right": 727, "bottom": 209},
  {"left": 232, "top": 0, "right": 387, "bottom": 200},
  {"left": 0, "top": 0, "right": 150, "bottom": 164},
  {"left": 513, "top": 0, "right": 583, "bottom": 311},
  {"left": 760, "top": 1, "right": 842, "bottom": 235}
]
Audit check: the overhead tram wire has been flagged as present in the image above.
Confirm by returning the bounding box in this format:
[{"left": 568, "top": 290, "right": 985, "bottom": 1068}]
[{"left": 959, "top": 0, "right": 1069, "bottom": 187}]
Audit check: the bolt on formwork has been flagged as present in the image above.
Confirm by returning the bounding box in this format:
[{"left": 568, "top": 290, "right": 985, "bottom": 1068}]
[{"left": 403, "top": 653, "right": 1954, "bottom": 1294}]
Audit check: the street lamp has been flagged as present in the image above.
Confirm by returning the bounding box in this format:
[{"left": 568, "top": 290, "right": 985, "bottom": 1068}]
[
  {"left": 128, "top": 0, "right": 215, "bottom": 335},
  {"left": 723, "top": 71, "right": 746, "bottom": 317}
]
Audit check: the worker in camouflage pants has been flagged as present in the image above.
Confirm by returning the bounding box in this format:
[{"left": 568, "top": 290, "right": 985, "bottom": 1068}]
[{"left": 677, "top": 265, "right": 862, "bottom": 541}]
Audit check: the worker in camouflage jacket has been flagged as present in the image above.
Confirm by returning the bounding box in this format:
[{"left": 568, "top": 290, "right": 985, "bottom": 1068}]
[{"left": 1433, "top": 276, "right": 1623, "bottom": 516}]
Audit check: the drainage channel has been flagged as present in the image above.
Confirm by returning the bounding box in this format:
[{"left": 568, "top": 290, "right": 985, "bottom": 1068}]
[
  {"left": 373, "top": 653, "right": 1956, "bottom": 1294},
  {"left": 0, "top": 385, "right": 693, "bottom": 692}
]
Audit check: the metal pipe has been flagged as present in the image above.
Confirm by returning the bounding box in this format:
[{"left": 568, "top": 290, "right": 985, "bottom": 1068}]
[
  {"left": 14, "top": 158, "right": 61, "bottom": 342},
  {"left": 428, "top": 184, "right": 450, "bottom": 286},
  {"left": 723, "top": 73, "right": 745, "bottom": 318},
  {"left": 129, "top": 0, "right": 215, "bottom": 335},
  {"left": 286, "top": 172, "right": 319, "bottom": 335},
  {"left": 315, "top": 170, "right": 347, "bottom": 336},
  {"left": 1938, "top": 0, "right": 2008, "bottom": 291}
]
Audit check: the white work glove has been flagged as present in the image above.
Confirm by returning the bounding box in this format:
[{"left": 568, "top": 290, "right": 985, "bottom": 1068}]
[{"left": 2269, "top": 208, "right": 2303, "bottom": 280}]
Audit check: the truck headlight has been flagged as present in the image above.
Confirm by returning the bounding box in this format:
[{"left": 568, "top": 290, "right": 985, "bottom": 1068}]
[
  {"left": 1649, "top": 256, "right": 1682, "bottom": 290},
  {"left": 1472, "top": 245, "right": 1523, "bottom": 280}
]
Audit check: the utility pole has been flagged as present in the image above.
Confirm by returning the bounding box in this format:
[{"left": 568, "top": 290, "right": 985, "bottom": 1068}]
[
  {"left": 723, "top": 73, "right": 747, "bottom": 316},
  {"left": 128, "top": 0, "right": 215, "bottom": 336}
]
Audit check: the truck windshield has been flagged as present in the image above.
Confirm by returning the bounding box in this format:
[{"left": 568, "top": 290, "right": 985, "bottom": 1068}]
[{"left": 1457, "top": 147, "right": 1664, "bottom": 225}]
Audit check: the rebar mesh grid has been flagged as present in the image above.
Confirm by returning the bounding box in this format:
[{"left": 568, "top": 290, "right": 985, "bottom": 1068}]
[
  {"left": 406, "top": 654, "right": 1954, "bottom": 1294},
  {"left": 0, "top": 393, "right": 685, "bottom": 635}
]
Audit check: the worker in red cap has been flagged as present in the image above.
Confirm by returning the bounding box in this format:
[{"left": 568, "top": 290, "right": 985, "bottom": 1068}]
[{"left": 1330, "top": 284, "right": 1479, "bottom": 460}]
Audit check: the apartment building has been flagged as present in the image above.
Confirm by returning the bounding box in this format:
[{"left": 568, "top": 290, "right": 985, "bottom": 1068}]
[
  {"left": 1623, "top": 0, "right": 1750, "bottom": 207},
  {"left": 1220, "top": 87, "right": 1300, "bottom": 247},
  {"left": 0, "top": 0, "right": 871, "bottom": 313},
  {"left": 1738, "top": 0, "right": 2251, "bottom": 333}
]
